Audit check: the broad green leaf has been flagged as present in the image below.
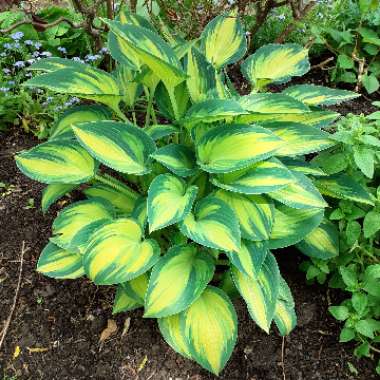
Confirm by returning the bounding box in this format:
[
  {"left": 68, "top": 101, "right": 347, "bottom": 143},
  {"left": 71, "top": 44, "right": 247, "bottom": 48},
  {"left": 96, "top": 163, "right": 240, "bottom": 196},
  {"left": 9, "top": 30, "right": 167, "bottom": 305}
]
[
  {"left": 269, "top": 205, "right": 324, "bottom": 249},
  {"left": 186, "top": 47, "right": 218, "bottom": 103},
  {"left": 183, "top": 99, "right": 248, "bottom": 125},
  {"left": 73, "top": 120, "right": 156, "bottom": 175},
  {"left": 201, "top": 11, "right": 247, "bottom": 69},
  {"left": 268, "top": 171, "right": 327, "bottom": 209},
  {"left": 212, "top": 158, "right": 295, "bottom": 194},
  {"left": 37, "top": 242, "right": 84, "bottom": 279},
  {"left": 15, "top": 140, "right": 96, "bottom": 185},
  {"left": 27, "top": 57, "right": 86, "bottom": 72},
  {"left": 263, "top": 122, "right": 336, "bottom": 155},
  {"left": 158, "top": 314, "right": 192, "bottom": 359},
  {"left": 155, "top": 81, "right": 189, "bottom": 120},
  {"left": 237, "top": 110, "right": 339, "bottom": 128},
  {"left": 239, "top": 93, "right": 309, "bottom": 114},
  {"left": 297, "top": 220, "right": 339, "bottom": 260},
  {"left": 283, "top": 84, "right": 360, "bottom": 106},
  {"left": 353, "top": 146, "right": 375, "bottom": 178},
  {"left": 49, "top": 105, "right": 112, "bottom": 141},
  {"left": 363, "top": 211, "right": 380, "bottom": 238},
  {"left": 84, "top": 218, "right": 160, "bottom": 285},
  {"left": 105, "top": 21, "right": 186, "bottom": 89},
  {"left": 113, "top": 273, "right": 149, "bottom": 314},
  {"left": 50, "top": 199, "right": 114, "bottom": 253},
  {"left": 214, "top": 190, "right": 274, "bottom": 241},
  {"left": 113, "top": 65, "right": 142, "bottom": 107},
  {"left": 144, "top": 244, "right": 214, "bottom": 317},
  {"left": 314, "top": 174, "right": 375, "bottom": 206},
  {"left": 232, "top": 252, "right": 280, "bottom": 333},
  {"left": 362, "top": 74, "right": 379, "bottom": 94},
  {"left": 151, "top": 144, "right": 197, "bottom": 177},
  {"left": 148, "top": 174, "right": 198, "bottom": 232},
  {"left": 84, "top": 177, "right": 139, "bottom": 214},
  {"left": 118, "top": 9, "right": 156, "bottom": 30},
  {"left": 227, "top": 240, "right": 269, "bottom": 279},
  {"left": 274, "top": 277, "right": 297, "bottom": 336},
  {"left": 24, "top": 64, "right": 123, "bottom": 110},
  {"left": 197, "top": 124, "right": 283, "bottom": 173},
  {"left": 181, "top": 286, "right": 237, "bottom": 375},
  {"left": 242, "top": 43, "right": 310, "bottom": 88},
  {"left": 145, "top": 124, "right": 179, "bottom": 140},
  {"left": 180, "top": 196, "right": 241, "bottom": 252},
  {"left": 41, "top": 183, "right": 76, "bottom": 212}
]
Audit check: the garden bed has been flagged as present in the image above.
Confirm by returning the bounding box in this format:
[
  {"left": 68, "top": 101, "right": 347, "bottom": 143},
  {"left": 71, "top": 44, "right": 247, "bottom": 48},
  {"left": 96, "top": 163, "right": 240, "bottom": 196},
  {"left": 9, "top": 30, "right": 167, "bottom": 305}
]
[{"left": 0, "top": 96, "right": 378, "bottom": 380}]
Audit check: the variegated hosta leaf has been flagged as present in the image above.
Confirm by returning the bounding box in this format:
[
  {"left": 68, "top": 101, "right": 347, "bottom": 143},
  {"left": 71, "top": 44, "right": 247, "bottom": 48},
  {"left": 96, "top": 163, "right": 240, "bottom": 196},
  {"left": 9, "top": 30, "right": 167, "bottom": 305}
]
[
  {"left": 113, "top": 273, "right": 149, "bottom": 314},
  {"left": 269, "top": 205, "right": 324, "bottom": 249},
  {"left": 227, "top": 240, "right": 269, "bottom": 279},
  {"left": 232, "top": 252, "right": 280, "bottom": 333},
  {"left": 132, "top": 196, "right": 148, "bottom": 229},
  {"left": 186, "top": 47, "right": 218, "bottom": 103},
  {"left": 147, "top": 174, "right": 198, "bottom": 232},
  {"left": 144, "top": 244, "right": 215, "bottom": 317},
  {"left": 28, "top": 57, "right": 85, "bottom": 72},
  {"left": 15, "top": 140, "right": 96, "bottom": 184},
  {"left": 41, "top": 183, "right": 76, "bottom": 213},
  {"left": 237, "top": 109, "right": 339, "bottom": 128},
  {"left": 180, "top": 286, "right": 237, "bottom": 375},
  {"left": 196, "top": 124, "right": 283, "bottom": 173},
  {"left": 242, "top": 43, "right": 310, "bottom": 88},
  {"left": 73, "top": 120, "right": 156, "bottom": 175},
  {"left": 314, "top": 174, "right": 375, "bottom": 206},
  {"left": 84, "top": 218, "right": 160, "bottom": 285},
  {"left": 201, "top": 10, "right": 246, "bottom": 69},
  {"left": 283, "top": 84, "right": 360, "bottom": 106},
  {"left": 180, "top": 196, "right": 241, "bottom": 252},
  {"left": 268, "top": 171, "right": 327, "bottom": 209},
  {"left": 105, "top": 21, "right": 186, "bottom": 89},
  {"left": 184, "top": 99, "right": 247, "bottom": 126},
  {"left": 239, "top": 93, "right": 309, "bottom": 114},
  {"left": 151, "top": 144, "right": 197, "bottom": 177},
  {"left": 145, "top": 124, "right": 179, "bottom": 141},
  {"left": 37, "top": 242, "right": 84, "bottom": 279},
  {"left": 263, "top": 122, "right": 336, "bottom": 156},
  {"left": 118, "top": 9, "right": 156, "bottom": 30},
  {"left": 158, "top": 314, "right": 192, "bottom": 359},
  {"left": 281, "top": 158, "right": 327, "bottom": 177},
  {"left": 49, "top": 105, "right": 112, "bottom": 141},
  {"left": 156, "top": 81, "right": 189, "bottom": 120},
  {"left": 84, "top": 177, "right": 139, "bottom": 214},
  {"left": 24, "top": 64, "right": 123, "bottom": 110},
  {"left": 50, "top": 199, "right": 114, "bottom": 253},
  {"left": 274, "top": 276, "right": 297, "bottom": 336},
  {"left": 297, "top": 220, "right": 339, "bottom": 260},
  {"left": 212, "top": 158, "right": 295, "bottom": 194},
  {"left": 214, "top": 190, "right": 274, "bottom": 241}
]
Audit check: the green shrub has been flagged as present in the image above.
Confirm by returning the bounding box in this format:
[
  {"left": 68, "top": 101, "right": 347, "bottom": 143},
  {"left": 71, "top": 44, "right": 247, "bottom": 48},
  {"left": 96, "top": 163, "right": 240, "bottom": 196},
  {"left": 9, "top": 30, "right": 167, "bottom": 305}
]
[
  {"left": 15, "top": 9, "right": 364, "bottom": 375},
  {"left": 301, "top": 105, "right": 380, "bottom": 374}
]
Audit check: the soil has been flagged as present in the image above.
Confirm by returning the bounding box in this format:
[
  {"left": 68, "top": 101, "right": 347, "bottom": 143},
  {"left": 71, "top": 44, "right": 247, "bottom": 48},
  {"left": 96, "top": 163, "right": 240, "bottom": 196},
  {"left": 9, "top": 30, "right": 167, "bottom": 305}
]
[{"left": 1, "top": 95, "right": 379, "bottom": 380}]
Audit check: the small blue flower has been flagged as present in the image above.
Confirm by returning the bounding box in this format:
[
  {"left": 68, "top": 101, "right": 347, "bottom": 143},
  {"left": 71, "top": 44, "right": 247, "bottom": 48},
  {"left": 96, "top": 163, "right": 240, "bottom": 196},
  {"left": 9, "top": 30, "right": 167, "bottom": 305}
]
[
  {"left": 32, "top": 51, "right": 40, "bottom": 58},
  {"left": 72, "top": 57, "right": 85, "bottom": 63},
  {"left": 34, "top": 42, "right": 42, "bottom": 49},
  {"left": 10, "top": 31, "right": 24, "bottom": 40},
  {"left": 7, "top": 80, "right": 15, "bottom": 86},
  {"left": 3, "top": 42, "right": 12, "bottom": 49},
  {"left": 0, "top": 52, "right": 6, "bottom": 57},
  {"left": 57, "top": 46, "right": 67, "bottom": 54},
  {"left": 24, "top": 39, "right": 34, "bottom": 46},
  {"left": 46, "top": 96, "right": 53, "bottom": 102},
  {"left": 277, "top": 14, "right": 286, "bottom": 21},
  {"left": 13, "top": 42, "right": 21, "bottom": 49},
  {"left": 14, "top": 61, "right": 25, "bottom": 68},
  {"left": 71, "top": 97, "right": 80, "bottom": 103},
  {"left": 0, "top": 87, "right": 10, "bottom": 93},
  {"left": 3, "top": 68, "right": 11, "bottom": 74},
  {"left": 85, "top": 54, "right": 101, "bottom": 62},
  {"left": 99, "top": 47, "right": 109, "bottom": 54}
]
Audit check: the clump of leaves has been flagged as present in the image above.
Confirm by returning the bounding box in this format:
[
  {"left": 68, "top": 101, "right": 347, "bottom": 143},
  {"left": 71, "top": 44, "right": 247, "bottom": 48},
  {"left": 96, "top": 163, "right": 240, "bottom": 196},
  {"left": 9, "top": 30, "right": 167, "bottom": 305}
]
[
  {"left": 15, "top": 8, "right": 363, "bottom": 375},
  {"left": 301, "top": 105, "right": 380, "bottom": 375}
]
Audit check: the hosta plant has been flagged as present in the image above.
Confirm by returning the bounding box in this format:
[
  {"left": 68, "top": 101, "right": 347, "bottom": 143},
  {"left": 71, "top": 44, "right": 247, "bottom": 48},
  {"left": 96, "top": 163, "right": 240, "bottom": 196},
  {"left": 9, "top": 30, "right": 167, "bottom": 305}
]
[{"left": 16, "top": 9, "right": 362, "bottom": 375}]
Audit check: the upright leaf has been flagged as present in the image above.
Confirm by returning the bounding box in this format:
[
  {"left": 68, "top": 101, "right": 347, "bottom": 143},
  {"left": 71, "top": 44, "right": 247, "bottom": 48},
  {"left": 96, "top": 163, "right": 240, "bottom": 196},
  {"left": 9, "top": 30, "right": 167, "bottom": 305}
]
[
  {"left": 148, "top": 174, "right": 198, "bottom": 232},
  {"left": 201, "top": 11, "right": 247, "bottom": 69},
  {"left": 41, "top": 183, "right": 76, "bottom": 212},
  {"left": 144, "top": 244, "right": 215, "bottom": 317}
]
